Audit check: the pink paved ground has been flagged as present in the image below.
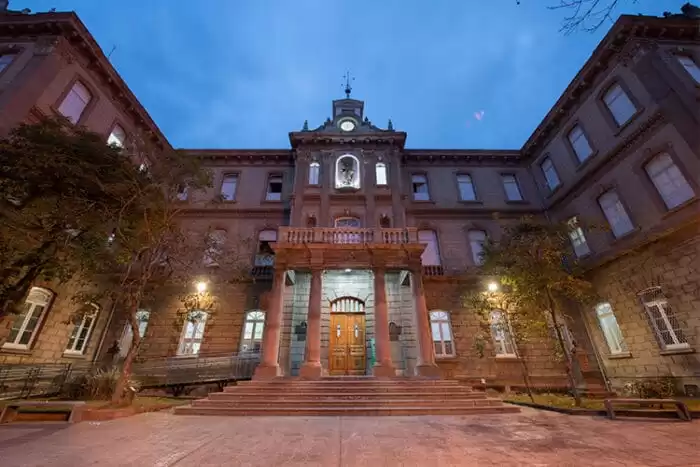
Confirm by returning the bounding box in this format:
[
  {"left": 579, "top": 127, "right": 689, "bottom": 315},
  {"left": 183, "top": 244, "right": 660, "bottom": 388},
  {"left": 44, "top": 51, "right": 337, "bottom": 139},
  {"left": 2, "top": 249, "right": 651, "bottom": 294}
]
[{"left": 0, "top": 407, "right": 697, "bottom": 466}]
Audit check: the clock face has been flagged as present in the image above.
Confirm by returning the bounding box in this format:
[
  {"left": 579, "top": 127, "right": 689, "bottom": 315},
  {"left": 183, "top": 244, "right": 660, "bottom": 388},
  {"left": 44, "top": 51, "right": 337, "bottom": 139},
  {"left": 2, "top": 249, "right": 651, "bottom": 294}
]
[{"left": 339, "top": 120, "right": 356, "bottom": 132}]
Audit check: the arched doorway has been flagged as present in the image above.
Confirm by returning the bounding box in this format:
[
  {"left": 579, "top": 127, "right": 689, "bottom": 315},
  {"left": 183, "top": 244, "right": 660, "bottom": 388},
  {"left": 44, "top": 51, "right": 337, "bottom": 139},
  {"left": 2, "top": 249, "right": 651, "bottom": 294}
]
[{"left": 329, "top": 296, "right": 366, "bottom": 376}]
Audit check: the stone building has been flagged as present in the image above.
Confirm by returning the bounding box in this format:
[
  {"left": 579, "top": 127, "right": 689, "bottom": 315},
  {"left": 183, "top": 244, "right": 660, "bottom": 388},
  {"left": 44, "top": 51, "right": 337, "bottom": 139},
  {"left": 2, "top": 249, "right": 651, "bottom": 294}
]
[{"left": 0, "top": 5, "right": 698, "bottom": 393}]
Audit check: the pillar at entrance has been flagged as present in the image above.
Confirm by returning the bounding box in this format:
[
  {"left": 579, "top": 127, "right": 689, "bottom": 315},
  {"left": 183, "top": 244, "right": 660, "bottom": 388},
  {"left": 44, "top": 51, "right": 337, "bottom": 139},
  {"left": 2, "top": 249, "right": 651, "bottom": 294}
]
[
  {"left": 372, "top": 268, "right": 395, "bottom": 377},
  {"left": 411, "top": 268, "right": 441, "bottom": 378},
  {"left": 253, "top": 266, "right": 285, "bottom": 379},
  {"left": 300, "top": 268, "right": 323, "bottom": 379}
]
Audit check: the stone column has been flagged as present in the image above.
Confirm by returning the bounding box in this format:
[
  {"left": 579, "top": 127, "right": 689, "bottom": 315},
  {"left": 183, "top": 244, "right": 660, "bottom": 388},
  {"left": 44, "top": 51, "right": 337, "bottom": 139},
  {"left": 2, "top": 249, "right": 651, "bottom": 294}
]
[
  {"left": 372, "top": 268, "right": 395, "bottom": 377},
  {"left": 254, "top": 266, "right": 286, "bottom": 379},
  {"left": 411, "top": 267, "right": 440, "bottom": 378},
  {"left": 300, "top": 268, "right": 323, "bottom": 378}
]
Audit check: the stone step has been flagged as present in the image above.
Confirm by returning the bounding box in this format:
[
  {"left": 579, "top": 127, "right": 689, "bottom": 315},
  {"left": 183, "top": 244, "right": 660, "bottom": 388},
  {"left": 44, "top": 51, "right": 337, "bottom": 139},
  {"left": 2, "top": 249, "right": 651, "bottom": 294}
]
[
  {"left": 174, "top": 405, "right": 521, "bottom": 417},
  {"left": 210, "top": 392, "right": 488, "bottom": 401},
  {"left": 192, "top": 399, "right": 501, "bottom": 409},
  {"left": 237, "top": 380, "right": 463, "bottom": 386}
]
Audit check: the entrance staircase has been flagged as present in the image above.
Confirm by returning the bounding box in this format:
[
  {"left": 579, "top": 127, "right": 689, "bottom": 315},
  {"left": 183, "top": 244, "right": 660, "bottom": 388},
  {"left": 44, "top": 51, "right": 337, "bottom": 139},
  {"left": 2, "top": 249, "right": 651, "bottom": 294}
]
[{"left": 174, "top": 377, "right": 520, "bottom": 416}]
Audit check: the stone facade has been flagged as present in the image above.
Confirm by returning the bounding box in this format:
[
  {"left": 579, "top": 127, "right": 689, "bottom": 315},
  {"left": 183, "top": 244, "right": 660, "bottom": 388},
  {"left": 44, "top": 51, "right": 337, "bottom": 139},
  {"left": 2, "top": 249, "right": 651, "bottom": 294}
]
[{"left": 0, "top": 8, "right": 699, "bottom": 392}]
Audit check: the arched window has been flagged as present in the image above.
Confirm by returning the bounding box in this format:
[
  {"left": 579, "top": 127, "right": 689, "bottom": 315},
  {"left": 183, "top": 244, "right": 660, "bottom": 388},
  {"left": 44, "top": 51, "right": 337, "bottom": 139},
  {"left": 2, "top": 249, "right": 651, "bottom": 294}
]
[
  {"left": 308, "top": 162, "right": 320, "bottom": 185},
  {"left": 418, "top": 230, "right": 441, "bottom": 266},
  {"left": 375, "top": 162, "right": 388, "bottom": 186},
  {"left": 178, "top": 310, "right": 208, "bottom": 356},
  {"left": 335, "top": 154, "right": 360, "bottom": 189},
  {"left": 429, "top": 310, "right": 454, "bottom": 357},
  {"left": 241, "top": 310, "right": 265, "bottom": 352},
  {"left": 65, "top": 303, "right": 99, "bottom": 355},
  {"left": 331, "top": 297, "right": 365, "bottom": 313},
  {"left": 3, "top": 287, "right": 54, "bottom": 350},
  {"left": 255, "top": 230, "right": 277, "bottom": 266},
  {"left": 490, "top": 310, "right": 516, "bottom": 357},
  {"left": 468, "top": 230, "right": 487, "bottom": 266},
  {"left": 595, "top": 303, "right": 627, "bottom": 355}
]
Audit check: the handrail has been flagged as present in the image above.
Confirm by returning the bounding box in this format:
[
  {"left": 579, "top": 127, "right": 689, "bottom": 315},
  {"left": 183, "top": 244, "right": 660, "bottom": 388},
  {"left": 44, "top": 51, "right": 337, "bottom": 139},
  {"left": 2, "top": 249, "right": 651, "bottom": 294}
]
[{"left": 278, "top": 227, "right": 419, "bottom": 245}]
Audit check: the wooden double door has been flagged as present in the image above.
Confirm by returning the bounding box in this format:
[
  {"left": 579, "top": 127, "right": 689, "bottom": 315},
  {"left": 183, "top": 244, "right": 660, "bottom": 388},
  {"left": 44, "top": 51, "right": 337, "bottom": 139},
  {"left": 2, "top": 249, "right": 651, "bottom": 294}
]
[{"left": 329, "top": 313, "right": 366, "bottom": 376}]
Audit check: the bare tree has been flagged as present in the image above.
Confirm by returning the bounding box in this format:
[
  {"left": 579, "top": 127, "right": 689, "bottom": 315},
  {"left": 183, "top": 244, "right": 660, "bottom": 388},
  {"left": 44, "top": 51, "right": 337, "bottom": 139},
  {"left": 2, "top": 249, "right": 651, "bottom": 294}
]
[{"left": 548, "top": 0, "right": 638, "bottom": 34}]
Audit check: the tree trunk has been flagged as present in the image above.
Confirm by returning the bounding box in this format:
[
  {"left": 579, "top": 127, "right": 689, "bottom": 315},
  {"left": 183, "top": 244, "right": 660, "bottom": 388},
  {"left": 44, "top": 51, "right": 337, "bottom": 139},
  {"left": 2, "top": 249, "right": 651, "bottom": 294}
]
[
  {"left": 110, "top": 303, "right": 141, "bottom": 406},
  {"left": 545, "top": 289, "right": 582, "bottom": 407},
  {"left": 518, "top": 354, "right": 536, "bottom": 403}
]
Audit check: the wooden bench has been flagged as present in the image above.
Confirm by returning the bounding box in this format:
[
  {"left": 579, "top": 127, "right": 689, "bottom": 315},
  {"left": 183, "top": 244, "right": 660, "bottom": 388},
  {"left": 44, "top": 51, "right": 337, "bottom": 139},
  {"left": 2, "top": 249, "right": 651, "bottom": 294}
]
[
  {"left": 604, "top": 398, "right": 691, "bottom": 421},
  {"left": 0, "top": 400, "right": 86, "bottom": 424}
]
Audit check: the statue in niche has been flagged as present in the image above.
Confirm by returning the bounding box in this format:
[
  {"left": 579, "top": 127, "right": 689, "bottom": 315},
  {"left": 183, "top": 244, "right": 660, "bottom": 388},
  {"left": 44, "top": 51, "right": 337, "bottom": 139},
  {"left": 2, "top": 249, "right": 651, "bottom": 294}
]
[{"left": 339, "top": 157, "right": 355, "bottom": 186}]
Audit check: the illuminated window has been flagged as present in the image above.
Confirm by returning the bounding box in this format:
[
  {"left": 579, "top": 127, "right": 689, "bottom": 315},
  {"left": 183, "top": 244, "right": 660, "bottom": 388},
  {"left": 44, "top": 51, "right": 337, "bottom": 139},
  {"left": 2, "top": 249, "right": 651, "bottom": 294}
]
[
  {"left": 490, "top": 310, "right": 517, "bottom": 357},
  {"left": 240, "top": 310, "right": 265, "bottom": 353},
  {"left": 3, "top": 287, "right": 53, "bottom": 350},
  {"left": 595, "top": 303, "right": 627, "bottom": 355},
  {"left": 117, "top": 310, "right": 150, "bottom": 358},
  {"left": 335, "top": 154, "right": 360, "bottom": 189},
  {"left": 429, "top": 311, "right": 454, "bottom": 357},
  {"left": 177, "top": 311, "right": 208, "bottom": 356},
  {"left": 107, "top": 124, "right": 126, "bottom": 147},
  {"left": 375, "top": 162, "right": 388, "bottom": 185},
  {"left": 64, "top": 304, "right": 99, "bottom": 355},
  {"left": 638, "top": 287, "right": 688, "bottom": 350},
  {"left": 58, "top": 81, "right": 92, "bottom": 124}
]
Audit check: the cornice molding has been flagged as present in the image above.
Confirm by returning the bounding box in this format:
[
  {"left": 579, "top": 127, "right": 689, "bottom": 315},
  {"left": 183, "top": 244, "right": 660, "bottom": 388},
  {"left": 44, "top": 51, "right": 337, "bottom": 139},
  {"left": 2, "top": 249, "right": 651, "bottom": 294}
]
[{"left": 402, "top": 150, "right": 522, "bottom": 166}]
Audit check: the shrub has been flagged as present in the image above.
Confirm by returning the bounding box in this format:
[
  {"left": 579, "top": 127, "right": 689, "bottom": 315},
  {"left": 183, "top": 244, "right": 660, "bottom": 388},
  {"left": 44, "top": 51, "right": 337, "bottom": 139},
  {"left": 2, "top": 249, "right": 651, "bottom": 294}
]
[
  {"left": 623, "top": 378, "right": 676, "bottom": 399},
  {"left": 61, "top": 367, "right": 140, "bottom": 401}
]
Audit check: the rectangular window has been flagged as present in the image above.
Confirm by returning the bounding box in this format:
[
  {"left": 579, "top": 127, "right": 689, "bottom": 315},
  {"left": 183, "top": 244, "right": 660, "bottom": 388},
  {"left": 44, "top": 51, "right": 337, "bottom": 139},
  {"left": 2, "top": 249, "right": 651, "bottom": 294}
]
[
  {"left": 412, "top": 174, "right": 430, "bottom": 201},
  {"left": 457, "top": 174, "right": 477, "bottom": 201},
  {"left": 603, "top": 84, "right": 636, "bottom": 126},
  {"left": 0, "top": 53, "right": 17, "bottom": 73},
  {"left": 308, "top": 162, "right": 320, "bottom": 185},
  {"left": 540, "top": 157, "right": 561, "bottom": 190},
  {"left": 220, "top": 174, "right": 238, "bottom": 201},
  {"left": 118, "top": 310, "right": 150, "bottom": 358},
  {"left": 490, "top": 310, "right": 517, "bottom": 357},
  {"left": 107, "top": 124, "right": 126, "bottom": 148},
  {"left": 177, "top": 311, "right": 208, "bottom": 356},
  {"left": 468, "top": 230, "right": 486, "bottom": 266},
  {"left": 266, "top": 175, "right": 283, "bottom": 201},
  {"left": 430, "top": 311, "right": 455, "bottom": 357},
  {"left": 677, "top": 55, "right": 700, "bottom": 83},
  {"left": 418, "top": 230, "right": 440, "bottom": 266},
  {"left": 3, "top": 287, "right": 53, "bottom": 350},
  {"left": 645, "top": 153, "right": 694, "bottom": 209},
  {"left": 375, "top": 162, "right": 388, "bottom": 186},
  {"left": 567, "top": 217, "right": 590, "bottom": 257},
  {"left": 501, "top": 174, "right": 523, "bottom": 201},
  {"left": 639, "top": 288, "right": 688, "bottom": 350},
  {"left": 65, "top": 305, "right": 98, "bottom": 355},
  {"left": 57, "top": 81, "right": 92, "bottom": 124},
  {"left": 568, "top": 125, "right": 593, "bottom": 163},
  {"left": 598, "top": 190, "right": 634, "bottom": 238},
  {"left": 595, "top": 303, "right": 627, "bottom": 355}
]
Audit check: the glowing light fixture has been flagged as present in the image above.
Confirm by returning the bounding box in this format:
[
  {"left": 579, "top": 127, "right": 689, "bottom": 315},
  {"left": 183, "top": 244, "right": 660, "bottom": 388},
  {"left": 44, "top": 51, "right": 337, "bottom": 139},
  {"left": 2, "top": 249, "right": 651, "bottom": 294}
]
[
  {"left": 196, "top": 281, "right": 207, "bottom": 293},
  {"left": 344, "top": 269, "right": 352, "bottom": 273},
  {"left": 487, "top": 282, "right": 499, "bottom": 292}
]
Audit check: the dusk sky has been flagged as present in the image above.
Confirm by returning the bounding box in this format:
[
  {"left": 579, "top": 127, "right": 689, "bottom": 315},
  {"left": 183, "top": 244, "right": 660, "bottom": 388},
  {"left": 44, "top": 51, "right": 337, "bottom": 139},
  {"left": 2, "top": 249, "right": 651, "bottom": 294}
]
[{"left": 20, "top": 0, "right": 687, "bottom": 149}]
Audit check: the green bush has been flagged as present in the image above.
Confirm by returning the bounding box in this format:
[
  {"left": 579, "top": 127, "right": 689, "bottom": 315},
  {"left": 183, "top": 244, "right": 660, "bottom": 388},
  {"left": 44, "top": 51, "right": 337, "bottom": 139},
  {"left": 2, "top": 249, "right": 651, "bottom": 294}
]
[
  {"left": 61, "top": 367, "right": 140, "bottom": 400},
  {"left": 623, "top": 378, "right": 676, "bottom": 399}
]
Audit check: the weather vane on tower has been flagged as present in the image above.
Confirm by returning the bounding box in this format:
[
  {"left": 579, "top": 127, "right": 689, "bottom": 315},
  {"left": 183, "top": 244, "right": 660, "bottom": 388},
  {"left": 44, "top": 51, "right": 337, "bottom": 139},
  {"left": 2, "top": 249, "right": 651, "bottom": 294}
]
[{"left": 342, "top": 71, "right": 354, "bottom": 99}]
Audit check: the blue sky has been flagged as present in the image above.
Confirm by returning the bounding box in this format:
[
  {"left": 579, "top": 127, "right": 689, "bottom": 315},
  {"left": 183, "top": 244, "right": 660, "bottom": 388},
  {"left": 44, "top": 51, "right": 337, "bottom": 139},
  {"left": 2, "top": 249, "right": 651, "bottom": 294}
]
[{"left": 19, "top": 0, "right": 687, "bottom": 149}]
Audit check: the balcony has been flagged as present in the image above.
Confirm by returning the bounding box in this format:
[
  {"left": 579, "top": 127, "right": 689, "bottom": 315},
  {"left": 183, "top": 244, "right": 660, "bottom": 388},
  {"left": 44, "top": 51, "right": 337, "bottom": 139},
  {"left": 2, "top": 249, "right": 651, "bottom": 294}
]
[
  {"left": 274, "top": 227, "right": 424, "bottom": 270},
  {"left": 277, "top": 227, "right": 419, "bottom": 245}
]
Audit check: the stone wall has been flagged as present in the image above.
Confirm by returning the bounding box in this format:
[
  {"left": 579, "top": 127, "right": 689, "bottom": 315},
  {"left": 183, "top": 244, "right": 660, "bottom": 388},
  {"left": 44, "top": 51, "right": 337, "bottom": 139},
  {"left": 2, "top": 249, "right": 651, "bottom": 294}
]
[{"left": 584, "top": 224, "right": 700, "bottom": 392}]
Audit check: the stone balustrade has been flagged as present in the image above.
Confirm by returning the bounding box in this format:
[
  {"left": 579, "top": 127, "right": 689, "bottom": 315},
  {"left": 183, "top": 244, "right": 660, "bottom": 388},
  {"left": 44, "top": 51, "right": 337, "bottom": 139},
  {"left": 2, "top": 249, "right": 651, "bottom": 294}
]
[{"left": 277, "top": 227, "right": 419, "bottom": 245}]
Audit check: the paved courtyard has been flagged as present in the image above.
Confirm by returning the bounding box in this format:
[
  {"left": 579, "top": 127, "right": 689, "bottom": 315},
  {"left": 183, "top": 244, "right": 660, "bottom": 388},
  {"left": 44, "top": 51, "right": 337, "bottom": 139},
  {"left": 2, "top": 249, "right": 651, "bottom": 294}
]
[{"left": 0, "top": 407, "right": 697, "bottom": 466}]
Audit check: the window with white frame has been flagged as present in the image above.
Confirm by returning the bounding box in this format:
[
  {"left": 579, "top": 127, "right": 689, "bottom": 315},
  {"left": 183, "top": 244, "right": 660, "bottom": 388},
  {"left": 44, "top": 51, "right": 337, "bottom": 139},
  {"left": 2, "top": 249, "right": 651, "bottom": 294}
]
[
  {"left": 540, "top": 157, "right": 561, "bottom": 190},
  {"left": 375, "top": 162, "right": 388, "bottom": 186},
  {"left": 57, "top": 81, "right": 92, "bottom": 124},
  {"left": 177, "top": 310, "right": 208, "bottom": 356},
  {"left": 412, "top": 174, "right": 429, "bottom": 201},
  {"left": 418, "top": 230, "right": 441, "bottom": 266},
  {"left": 568, "top": 125, "right": 593, "bottom": 163},
  {"left": 429, "top": 311, "right": 454, "bottom": 357},
  {"left": 107, "top": 124, "right": 126, "bottom": 148},
  {"left": 594, "top": 302, "right": 627, "bottom": 355},
  {"left": 567, "top": 216, "right": 590, "bottom": 257},
  {"left": 457, "top": 174, "right": 477, "bottom": 201},
  {"left": 0, "top": 53, "right": 17, "bottom": 73},
  {"left": 638, "top": 287, "right": 688, "bottom": 350},
  {"left": 240, "top": 310, "right": 265, "bottom": 352},
  {"left": 468, "top": 230, "right": 487, "bottom": 266},
  {"left": 3, "top": 287, "right": 53, "bottom": 350},
  {"left": 490, "top": 310, "right": 517, "bottom": 357},
  {"left": 220, "top": 174, "right": 238, "bottom": 201},
  {"left": 118, "top": 310, "right": 150, "bottom": 358},
  {"left": 644, "top": 153, "right": 695, "bottom": 210},
  {"left": 266, "top": 175, "right": 283, "bottom": 201},
  {"left": 64, "top": 304, "right": 99, "bottom": 355},
  {"left": 501, "top": 174, "right": 523, "bottom": 201},
  {"left": 677, "top": 55, "right": 700, "bottom": 83},
  {"left": 603, "top": 83, "right": 637, "bottom": 126},
  {"left": 255, "top": 230, "right": 277, "bottom": 266},
  {"left": 598, "top": 190, "right": 634, "bottom": 238},
  {"left": 203, "top": 229, "right": 226, "bottom": 266},
  {"left": 308, "top": 162, "right": 320, "bottom": 185}
]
